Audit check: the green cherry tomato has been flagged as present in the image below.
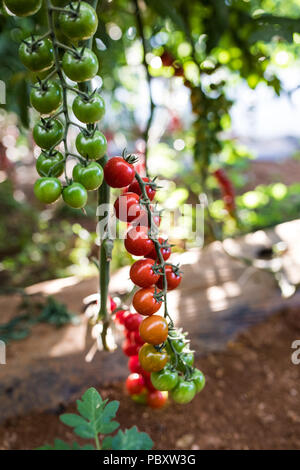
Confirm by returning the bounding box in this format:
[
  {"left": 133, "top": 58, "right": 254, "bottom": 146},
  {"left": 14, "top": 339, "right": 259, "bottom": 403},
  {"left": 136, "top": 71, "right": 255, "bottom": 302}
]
[
  {"left": 62, "top": 182, "right": 88, "bottom": 209},
  {"left": 59, "top": 2, "right": 98, "bottom": 41},
  {"left": 4, "top": 0, "right": 42, "bottom": 16},
  {"left": 33, "top": 119, "right": 64, "bottom": 150},
  {"left": 34, "top": 177, "right": 62, "bottom": 204},
  {"left": 19, "top": 36, "right": 54, "bottom": 72},
  {"left": 165, "top": 331, "right": 186, "bottom": 355},
  {"left": 170, "top": 378, "right": 196, "bottom": 404},
  {"left": 192, "top": 369, "right": 205, "bottom": 393},
  {"left": 151, "top": 368, "right": 179, "bottom": 391},
  {"left": 62, "top": 48, "right": 98, "bottom": 82},
  {"left": 176, "top": 352, "right": 194, "bottom": 373},
  {"left": 76, "top": 130, "right": 107, "bottom": 160},
  {"left": 36, "top": 151, "right": 64, "bottom": 177},
  {"left": 131, "top": 390, "right": 148, "bottom": 405},
  {"left": 30, "top": 81, "right": 63, "bottom": 115},
  {"left": 73, "top": 162, "right": 104, "bottom": 191},
  {"left": 72, "top": 93, "right": 105, "bottom": 124}
]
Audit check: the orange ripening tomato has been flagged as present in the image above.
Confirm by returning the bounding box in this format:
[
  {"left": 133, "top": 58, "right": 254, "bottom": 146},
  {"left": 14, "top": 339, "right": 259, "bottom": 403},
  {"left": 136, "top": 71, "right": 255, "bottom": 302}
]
[{"left": 139, "top": 315, "right": 168, "bottom": 345}]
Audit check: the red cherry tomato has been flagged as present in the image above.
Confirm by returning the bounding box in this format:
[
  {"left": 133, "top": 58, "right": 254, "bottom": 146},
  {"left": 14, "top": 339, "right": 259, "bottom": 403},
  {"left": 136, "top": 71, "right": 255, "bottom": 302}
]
[
  {"left": 122, "top": 340, "right": 140, "bottom": 357},
  {"left": 128, "top": 355, "right": 144, "bottom": 375},
  {"left": 124, "top": 226, "right": 153, "bottom": 256},
  {"left": 104, "top": 156, "right": 135, "bottom": 188},
  {"left": 114, "top": 192, "right": 142, "bottom": 223},
  {"left": 146, "top": 238, "right": 171, "bottom": 261},
  {"left": 123, "top": 313, "right": 143, "bottom": 331},
  {"left": 133, "top": 287, "right": 162, "bottom": 316},
  {"left": 147, "top": 390, "right": 168, "bottom": 409},
  {"left": 130, "top": 259, "right": 160, "bottom": 288},
  {"left": 130, "top": 329, "right": 145, "bottom": 346},
  {"left": 127, "top": 177, "right": 156, "bottom": 201},
  {"left": 143, "top": 374, "right": 157, "bottom": 393},
  {"left": 130, "top": 208, "right": 161, "bottom": 229},
  {"left": 156, "top": 265, "right": 182, "bottom": 290},
  {"left": 114, "top": 310, "right": 130, "bottom": 324},
  {"left": 126, "top": 373, "right": 145, "bottom": 395},
  {"left": 109, "top": 297, "right": 117, "bottom": 312}
]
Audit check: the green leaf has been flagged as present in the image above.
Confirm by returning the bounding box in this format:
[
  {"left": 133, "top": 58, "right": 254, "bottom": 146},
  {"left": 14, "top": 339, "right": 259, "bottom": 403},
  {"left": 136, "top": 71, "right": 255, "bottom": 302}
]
[
  {"left": 96, "top": 400, "right": 120, "bottom": 435},
  {"left": 60, "top": 388, "right": 120, "bottom": 440},
  {"left": 111, "top": 427, "right": 154, "bottom": 450},
  {"left": 59, "top": 413, "right": 87, "bottom": 428}
]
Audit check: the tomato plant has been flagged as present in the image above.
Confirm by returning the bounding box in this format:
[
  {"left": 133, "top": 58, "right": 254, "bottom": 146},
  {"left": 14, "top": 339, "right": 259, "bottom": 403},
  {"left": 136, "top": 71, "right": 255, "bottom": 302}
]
[{"left": 14, "top": 0, "right": 206, "bottom": 414}]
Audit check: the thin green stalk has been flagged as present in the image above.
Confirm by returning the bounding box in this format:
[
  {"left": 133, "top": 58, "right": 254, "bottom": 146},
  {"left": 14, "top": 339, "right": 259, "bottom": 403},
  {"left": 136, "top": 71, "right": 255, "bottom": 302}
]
[{"left": 133, "top": 0, "right": 154, "bottom": 176}]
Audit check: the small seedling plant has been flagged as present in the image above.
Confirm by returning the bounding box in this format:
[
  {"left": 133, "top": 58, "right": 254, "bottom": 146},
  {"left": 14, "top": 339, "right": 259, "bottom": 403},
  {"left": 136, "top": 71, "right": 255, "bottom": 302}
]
[
  {"left": 6, "top": 0, "right": 206, "bottom": 411},
  {"left": 38, "top": 387, "right": 153, "bottom": 450}
]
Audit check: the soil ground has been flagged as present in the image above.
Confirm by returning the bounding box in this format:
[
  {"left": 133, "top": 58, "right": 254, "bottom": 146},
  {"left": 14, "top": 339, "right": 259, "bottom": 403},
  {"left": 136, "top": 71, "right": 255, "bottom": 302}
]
[{"left": 1, "top": 308, "right": 300, "bottom": 450}]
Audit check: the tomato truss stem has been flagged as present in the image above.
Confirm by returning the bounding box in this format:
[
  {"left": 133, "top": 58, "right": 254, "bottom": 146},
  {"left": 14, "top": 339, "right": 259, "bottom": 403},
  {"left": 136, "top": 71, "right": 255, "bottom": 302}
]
[{"left": 134, "top": 172, "right": 194, "bottom": 379}]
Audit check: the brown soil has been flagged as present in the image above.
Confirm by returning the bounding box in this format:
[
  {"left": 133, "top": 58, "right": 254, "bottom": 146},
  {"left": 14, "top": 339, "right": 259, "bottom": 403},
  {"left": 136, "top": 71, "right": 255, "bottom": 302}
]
[{"left": 1, "top": 308, "right": 300, "bottom": 451}]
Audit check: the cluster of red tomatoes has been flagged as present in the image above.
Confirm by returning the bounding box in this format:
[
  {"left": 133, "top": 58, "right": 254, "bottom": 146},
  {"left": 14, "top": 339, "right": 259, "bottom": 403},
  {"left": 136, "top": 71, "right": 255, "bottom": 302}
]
[
  {"left": 104, "top": 154, "right": 205, "bottom": 405},
  {"left": 213, "top": 169, "right": 236, "bottom": 214},
  {"left": 9, "top": 0, "right": 107, "bottom": 208}
]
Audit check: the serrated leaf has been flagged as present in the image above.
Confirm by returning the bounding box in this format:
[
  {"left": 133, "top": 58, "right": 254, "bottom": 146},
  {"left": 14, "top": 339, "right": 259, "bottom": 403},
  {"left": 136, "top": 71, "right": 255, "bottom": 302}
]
[
  {"left": 111, "top": 427, "right": 153, "bottom": 450},
  {"left": 96, "top": 400, "right": 120, "bottom": 435},
  {"left": 60, "top": 388, "right": 120, "bottom": 440},
  {"left": 76, "top": 387, "right": 104, "bottom": 421}
]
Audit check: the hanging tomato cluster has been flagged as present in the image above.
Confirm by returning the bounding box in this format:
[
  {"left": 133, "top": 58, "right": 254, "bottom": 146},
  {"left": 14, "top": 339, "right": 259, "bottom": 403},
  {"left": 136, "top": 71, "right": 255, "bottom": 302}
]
[
  {"left": 112, "top": 309, "right": 168, "bottom": 409},
  {"left": 105, "top": 152, "right": 206, "bottom": 405},
  {"left": 213, "top": 168, "right": 236, "bottom": 215},
  {"left": 8, "top": 0, "right": 107, "bottom": 208}
]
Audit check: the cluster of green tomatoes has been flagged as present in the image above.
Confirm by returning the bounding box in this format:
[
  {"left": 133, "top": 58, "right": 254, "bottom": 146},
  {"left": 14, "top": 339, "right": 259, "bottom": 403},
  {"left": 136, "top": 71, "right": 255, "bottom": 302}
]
[{"left": 5, "top": 0, "right": 107, "bottom": 208}]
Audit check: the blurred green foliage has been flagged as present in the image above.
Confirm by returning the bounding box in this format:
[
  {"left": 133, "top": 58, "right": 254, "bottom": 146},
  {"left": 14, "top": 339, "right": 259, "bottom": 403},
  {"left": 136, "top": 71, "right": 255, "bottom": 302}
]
[{"left": 0, "top": 0, "right": 299, "bottom": 287}]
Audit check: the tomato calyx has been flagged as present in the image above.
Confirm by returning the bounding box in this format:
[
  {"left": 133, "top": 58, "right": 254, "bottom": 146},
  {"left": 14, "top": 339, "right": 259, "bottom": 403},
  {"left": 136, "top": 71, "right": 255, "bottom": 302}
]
[{"left": 121, "top": 148, "right": 138, "bottom": 165}]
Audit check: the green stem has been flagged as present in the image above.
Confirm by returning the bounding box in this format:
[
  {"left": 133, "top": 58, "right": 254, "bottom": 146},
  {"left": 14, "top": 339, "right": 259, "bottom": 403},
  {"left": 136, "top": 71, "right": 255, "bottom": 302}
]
[
  {"left": 46, "top": 0, "right": 112, "bottom": 350},
  {"left": 95, "top": 433, "right": 101, "bottom": 450},
  {"left": 97, "top": 155, "right": 112, "bottom": 351},
  {"left": 133, "top": 0, "right": 154, "bottom": 177}
]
